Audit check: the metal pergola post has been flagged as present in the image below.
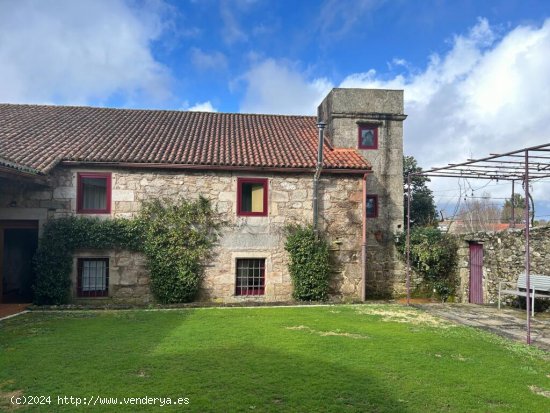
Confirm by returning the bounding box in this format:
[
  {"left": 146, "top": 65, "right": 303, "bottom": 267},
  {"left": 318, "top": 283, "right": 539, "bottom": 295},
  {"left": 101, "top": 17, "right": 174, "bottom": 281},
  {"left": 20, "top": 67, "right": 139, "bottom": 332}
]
[
  {"left": 524, "top": 150, "right": 531, "bottom": 344},
  {"left": 406, "top": 174, "right": 411, "bottom": 306}
]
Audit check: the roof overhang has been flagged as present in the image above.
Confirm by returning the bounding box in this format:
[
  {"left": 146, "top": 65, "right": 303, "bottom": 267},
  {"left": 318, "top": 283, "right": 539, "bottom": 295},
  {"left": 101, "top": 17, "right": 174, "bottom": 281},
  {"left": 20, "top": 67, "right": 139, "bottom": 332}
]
[{"left": 60, "top": 161, "right": 372, "bottom": 175}]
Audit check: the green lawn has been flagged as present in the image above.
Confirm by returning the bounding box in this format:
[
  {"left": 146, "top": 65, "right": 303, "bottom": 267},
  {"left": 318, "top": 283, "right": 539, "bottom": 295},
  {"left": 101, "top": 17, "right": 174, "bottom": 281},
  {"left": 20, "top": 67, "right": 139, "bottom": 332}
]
[{"left": 1, "top": 305, "right": 549, "bottom": 412}]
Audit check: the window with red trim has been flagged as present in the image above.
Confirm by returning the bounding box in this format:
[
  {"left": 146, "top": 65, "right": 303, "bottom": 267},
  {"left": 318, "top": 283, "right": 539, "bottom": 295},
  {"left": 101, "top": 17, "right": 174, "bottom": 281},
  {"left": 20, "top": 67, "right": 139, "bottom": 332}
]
[
  {"left": 235, "top": 258, "right": 265, "bottom": 296},
  {"left": 237, "top": 178, "right": 268, "bottom": 216},
  {"left": 77, "top": 172, "right": 111, "bottom": 214},
  {"left": 366, "top": 194, "right": 378, "bottom": 218},
  {"left": 358, "top": 125, "right": 378, "bottom": 149},
  {"left": 77, "top": 258, "right": 109, "bottom": 297}
]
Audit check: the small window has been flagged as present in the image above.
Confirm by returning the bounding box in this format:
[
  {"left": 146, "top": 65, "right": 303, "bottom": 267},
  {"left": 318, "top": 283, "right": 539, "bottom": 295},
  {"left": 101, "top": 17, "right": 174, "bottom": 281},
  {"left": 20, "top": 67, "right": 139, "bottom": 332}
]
[
  {"left": 77, "top": 258, "right": 109, "bottom": 297},
  {"left": 366, "top": 195, "right": 378, "bottom": 218},
  {"left": 77, "top": 172, "right": 111, "bottom": 214},
  {"left": 237, "top": 178, "right": 268, "bottom": 216},
  {"left": 358, "top": 125, "right": 378, "bottom": 149},
  {"left": 235, "top": 258, "right": 265, "bottom": 296}
]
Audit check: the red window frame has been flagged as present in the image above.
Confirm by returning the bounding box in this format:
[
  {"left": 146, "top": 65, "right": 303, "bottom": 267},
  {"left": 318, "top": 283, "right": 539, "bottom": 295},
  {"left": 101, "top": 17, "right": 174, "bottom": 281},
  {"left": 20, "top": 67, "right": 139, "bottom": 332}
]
[
  {"left": 235, "top": 258, "right": 265, "bottom": 296},
  {"left": 358, "top": 124, "right": 378, "bottom": 150},
  {"left": 77, "top": 172, "right": 112, "bottom": 214},
  {"left": 77, "top": 258, "right": 109, "bottom": 297},
  {"left": 366, "top": 194, "right": 378, "bottom": 218},
  {"left": 237, "top": 178, "right": 268, "bottom": 217}
]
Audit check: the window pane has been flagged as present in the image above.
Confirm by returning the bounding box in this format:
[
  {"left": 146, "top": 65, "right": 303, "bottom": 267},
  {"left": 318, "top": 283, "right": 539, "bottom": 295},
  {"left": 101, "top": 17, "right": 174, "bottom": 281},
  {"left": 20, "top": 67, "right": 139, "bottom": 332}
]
[
  {"left": 82, "top": 177, "right": 107, "bottom": 210},
  {"left": 81, "top": 260, "right": 107, "bottom": 292},
  {"left": 235, "top": 258, "right": 265, "bottom": 296},
  {"left": 241, "top": 183, "right": 264, "bottom": 213}
]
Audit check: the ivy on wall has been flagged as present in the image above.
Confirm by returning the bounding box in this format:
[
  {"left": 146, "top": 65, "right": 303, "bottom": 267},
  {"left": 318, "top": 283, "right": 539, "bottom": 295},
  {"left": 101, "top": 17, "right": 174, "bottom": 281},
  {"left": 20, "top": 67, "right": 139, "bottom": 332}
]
[
  {"left": 397, "top": 227, "right": 459, "bottom": 301},
  {"left": 284, "top": 225, "right": 331, "bottom": 301},
  {"left": 32, "top": 197, "right": 221, "bottom": 305},
  {"left": 136, "top": 197, "right": 221, "bottom": 304}
]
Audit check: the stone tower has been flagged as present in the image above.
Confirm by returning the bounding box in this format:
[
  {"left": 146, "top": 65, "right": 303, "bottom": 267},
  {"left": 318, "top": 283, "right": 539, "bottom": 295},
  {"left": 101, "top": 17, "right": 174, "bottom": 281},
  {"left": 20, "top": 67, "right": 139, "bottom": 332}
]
[{"left": 318, "top": 88, "right": 407, "bottom": 297}]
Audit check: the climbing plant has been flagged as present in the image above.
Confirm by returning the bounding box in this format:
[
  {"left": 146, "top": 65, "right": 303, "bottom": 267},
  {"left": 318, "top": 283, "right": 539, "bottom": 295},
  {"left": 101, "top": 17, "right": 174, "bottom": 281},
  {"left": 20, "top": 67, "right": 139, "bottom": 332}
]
[
  {"left": 397, "top": 227, "right": 459, "bottom": 301},
  {"left": 284, "top": 225, "right": 331, "bottom": 301},
  {"left": 136, "top": 197, "right": 221, "bottom": 304},
  {"left": 33, "top": 217, "right": 141, "bottom": 305},
  {"left": 33, "top": 196, "right": 221, "bottom": 305}
]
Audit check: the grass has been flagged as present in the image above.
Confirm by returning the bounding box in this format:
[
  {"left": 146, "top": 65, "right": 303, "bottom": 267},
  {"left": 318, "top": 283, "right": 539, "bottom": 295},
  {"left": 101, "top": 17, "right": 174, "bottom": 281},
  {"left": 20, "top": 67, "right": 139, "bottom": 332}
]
[{"left": 1, "top": 304, "right": 549, "bottom": 412}]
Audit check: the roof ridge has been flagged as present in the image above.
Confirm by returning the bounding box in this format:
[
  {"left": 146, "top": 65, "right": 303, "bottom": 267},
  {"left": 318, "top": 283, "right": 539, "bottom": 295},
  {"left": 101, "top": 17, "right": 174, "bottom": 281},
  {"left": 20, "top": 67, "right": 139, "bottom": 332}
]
[{"left": 0, "top": 103, "right": 317, "bottom": 119}]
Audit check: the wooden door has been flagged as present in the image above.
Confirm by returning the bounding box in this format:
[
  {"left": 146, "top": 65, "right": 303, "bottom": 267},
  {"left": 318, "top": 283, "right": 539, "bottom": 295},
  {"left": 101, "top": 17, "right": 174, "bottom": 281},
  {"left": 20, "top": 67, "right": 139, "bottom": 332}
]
[{"left": 469, "top": 243, "right": 483, "bottom": 304}]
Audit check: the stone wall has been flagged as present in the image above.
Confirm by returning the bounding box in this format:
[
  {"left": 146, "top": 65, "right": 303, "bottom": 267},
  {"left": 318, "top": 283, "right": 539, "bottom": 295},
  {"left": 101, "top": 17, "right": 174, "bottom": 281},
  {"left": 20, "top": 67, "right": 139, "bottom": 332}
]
[
  {"left": 1, "top": 167, "right": 365, "bottom": 303},
  {"left": 318, "top": 88, "right": 406, "bottom": 297},
  {"left": 457, "top": 226, "right": 550, "bottom": 304}
]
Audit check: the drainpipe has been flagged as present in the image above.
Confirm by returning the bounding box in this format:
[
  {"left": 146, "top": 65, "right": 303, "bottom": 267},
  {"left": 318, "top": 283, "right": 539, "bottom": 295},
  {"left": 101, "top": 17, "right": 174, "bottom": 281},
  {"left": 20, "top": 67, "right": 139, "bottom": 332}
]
[
  {"left": 313, "top": 122, "right": 326, "bottom": 236},
  {"left": 361, "top": 173, "right": 368, "bottom": 301}
]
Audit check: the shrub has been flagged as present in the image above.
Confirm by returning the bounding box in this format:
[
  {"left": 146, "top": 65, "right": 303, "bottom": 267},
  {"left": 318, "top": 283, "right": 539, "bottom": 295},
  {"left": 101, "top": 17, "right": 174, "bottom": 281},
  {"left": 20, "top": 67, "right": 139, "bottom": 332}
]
[
  {"left": 397, "top": 227, "right": 459, "bottom": 301},
  {"left": 136, "top": 196, "right": 222, "bottom": 304},
  {"left": 284, "top": 225, "right": 331, "bottom": 301}
]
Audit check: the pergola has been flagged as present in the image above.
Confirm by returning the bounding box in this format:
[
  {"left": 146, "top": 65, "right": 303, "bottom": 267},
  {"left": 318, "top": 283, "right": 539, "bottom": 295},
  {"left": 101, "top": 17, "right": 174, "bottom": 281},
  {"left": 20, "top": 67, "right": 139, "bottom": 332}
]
[{"left": 405, "top": 142, "right": 550, "bottom": 345}]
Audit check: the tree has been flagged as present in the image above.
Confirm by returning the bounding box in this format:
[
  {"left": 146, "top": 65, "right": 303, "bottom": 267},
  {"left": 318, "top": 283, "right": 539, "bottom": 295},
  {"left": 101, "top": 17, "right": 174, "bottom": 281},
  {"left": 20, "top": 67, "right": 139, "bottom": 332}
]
[
  {"left": 501, "top": 193, "right": 534, "bottom": 226},
  {"left": 501, "top": 193, "right": 525, "bottom": 224},
  {"left": 403, "top": 156, "right": 438, "bottom": 227},
  {"left": 457, "top": 193, "right": 501, "bottom": 233}
]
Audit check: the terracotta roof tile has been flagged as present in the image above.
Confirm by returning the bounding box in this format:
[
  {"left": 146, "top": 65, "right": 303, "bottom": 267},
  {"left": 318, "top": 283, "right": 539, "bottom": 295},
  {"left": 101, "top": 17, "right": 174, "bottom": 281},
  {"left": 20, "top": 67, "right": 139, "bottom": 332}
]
[{"left": 0, "top": 104, "right": 370, "bottom": 174}]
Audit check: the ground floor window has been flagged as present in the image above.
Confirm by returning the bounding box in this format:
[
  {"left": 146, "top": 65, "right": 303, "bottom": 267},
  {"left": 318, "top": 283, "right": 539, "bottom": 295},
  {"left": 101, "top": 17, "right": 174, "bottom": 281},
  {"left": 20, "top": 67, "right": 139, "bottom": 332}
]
[
  {"left": 77, "top": 258, "right": 109, "bottom": 297},
  {"left": 235, "top": 258, "right": 265, "bottom": 296}
]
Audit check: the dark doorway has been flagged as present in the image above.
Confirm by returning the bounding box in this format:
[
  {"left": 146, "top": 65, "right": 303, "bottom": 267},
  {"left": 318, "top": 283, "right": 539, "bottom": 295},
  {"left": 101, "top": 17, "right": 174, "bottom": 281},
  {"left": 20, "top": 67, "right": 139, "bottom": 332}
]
[
  {"left": 1, "top": 221, "right": 39, "bottom": 303},
  {"left": 469, "top": 242, "right": 484, "bottom": 304}
]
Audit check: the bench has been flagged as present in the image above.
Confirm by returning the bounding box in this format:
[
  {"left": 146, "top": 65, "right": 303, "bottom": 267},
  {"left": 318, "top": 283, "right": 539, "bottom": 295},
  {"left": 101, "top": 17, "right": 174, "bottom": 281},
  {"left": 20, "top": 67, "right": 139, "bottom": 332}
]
[{"left": 498, "top": 273, "right": 550, "bottom": 316}]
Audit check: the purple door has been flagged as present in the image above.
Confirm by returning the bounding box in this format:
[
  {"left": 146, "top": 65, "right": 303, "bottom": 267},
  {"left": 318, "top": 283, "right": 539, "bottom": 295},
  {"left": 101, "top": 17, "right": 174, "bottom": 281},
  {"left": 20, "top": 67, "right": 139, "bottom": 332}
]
[{"left": 469, "top": 243, "right": 483, "bottom": 304}]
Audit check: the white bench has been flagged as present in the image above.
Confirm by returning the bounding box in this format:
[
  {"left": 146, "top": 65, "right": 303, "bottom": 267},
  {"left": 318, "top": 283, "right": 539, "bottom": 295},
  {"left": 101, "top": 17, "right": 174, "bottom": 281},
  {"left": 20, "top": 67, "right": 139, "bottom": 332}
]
[{"left": 498, "top": 274, "right": 550, "bottom": 316}]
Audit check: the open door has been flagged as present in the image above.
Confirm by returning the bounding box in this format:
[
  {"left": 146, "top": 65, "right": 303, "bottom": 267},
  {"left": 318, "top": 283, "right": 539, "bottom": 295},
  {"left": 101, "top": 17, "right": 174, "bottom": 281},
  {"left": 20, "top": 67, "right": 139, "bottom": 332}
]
[{"left": 1, "top": 221, "right": 39, "bottom": 303}]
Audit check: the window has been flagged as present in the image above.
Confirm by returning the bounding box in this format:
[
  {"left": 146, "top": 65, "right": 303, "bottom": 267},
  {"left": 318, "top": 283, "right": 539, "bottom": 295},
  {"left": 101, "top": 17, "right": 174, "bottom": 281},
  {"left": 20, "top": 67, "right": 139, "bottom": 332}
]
[
  {"left": 366, "top": 195, "right": 378, "bottom": 218},
  {"left": 235, "top": 258, "right": 265, "bottom": 296},
  {"left": 77, "top": 172, "right": 111, "bottom": 214},
  {"left": 358, "top": 125, "right": 378, "bottom": 149},
  {"left": 237, "top": 178, "right": 268, "bottom": 216},
  {"left": 77, "top": 258, "right": 109, "bottom": 297}
]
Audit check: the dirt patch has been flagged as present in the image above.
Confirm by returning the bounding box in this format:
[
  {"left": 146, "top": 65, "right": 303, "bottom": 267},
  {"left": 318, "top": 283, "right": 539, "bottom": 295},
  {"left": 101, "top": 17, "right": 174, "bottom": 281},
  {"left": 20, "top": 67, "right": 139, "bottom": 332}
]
[
  {"left": 529, "top": 385, "right": 550, "bottom": 398},
  {"left": 0, "top": 388, "right": 23, "bottom": 411},
  {"left": 286, "top": 325, "right": 369, "bottom": 339},
  {"left": 355, "top": 306, "right": 453, "bottom": 328},
  {"left": 0, "top": 304, "right": 29, "bottom": 319}
]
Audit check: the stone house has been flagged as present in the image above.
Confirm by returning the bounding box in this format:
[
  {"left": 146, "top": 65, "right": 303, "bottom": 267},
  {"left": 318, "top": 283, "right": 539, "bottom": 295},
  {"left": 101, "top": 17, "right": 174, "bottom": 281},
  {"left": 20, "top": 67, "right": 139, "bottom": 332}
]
[{"left": 0, "top": 88, "right": 406, "bottom": 304}]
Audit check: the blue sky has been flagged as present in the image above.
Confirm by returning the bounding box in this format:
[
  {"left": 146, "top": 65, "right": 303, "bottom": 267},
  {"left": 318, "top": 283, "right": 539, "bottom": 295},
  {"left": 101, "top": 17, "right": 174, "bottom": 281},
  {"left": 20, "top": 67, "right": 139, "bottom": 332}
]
[{"left": 2, "top": 0, "right": 550, "bottom": 217}]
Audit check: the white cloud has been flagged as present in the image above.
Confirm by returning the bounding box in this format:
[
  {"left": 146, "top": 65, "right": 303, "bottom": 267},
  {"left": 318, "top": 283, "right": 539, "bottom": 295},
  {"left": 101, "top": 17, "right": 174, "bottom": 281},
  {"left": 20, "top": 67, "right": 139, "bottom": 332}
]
[
  {"left": 220, "top": 0, "right": 247, "bottom": 44},
  {"left": 239, "top": 59, "right": 333, "bottom": 115},
  {"left": 0, "top": 0, "right": 173, "bottom": 106},
  {"left": 187, "top": 101, "right": 218, "bottom": 112},
  {"left": 340, "top": 18, "right": 550, "bottom": 203},
  {"left": 237, "top": 18, "right": 550, "bottom": 207},
  {"left": 190, "top": 48, "right": 228, "bottom": 71}
]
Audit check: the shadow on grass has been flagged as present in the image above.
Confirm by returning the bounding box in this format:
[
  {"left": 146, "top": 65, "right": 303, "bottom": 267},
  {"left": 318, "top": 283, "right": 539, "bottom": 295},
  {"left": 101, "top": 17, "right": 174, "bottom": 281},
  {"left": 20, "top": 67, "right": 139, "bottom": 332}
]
[{"left": 148, "top": 344, "right": 410, "bottom": 413}]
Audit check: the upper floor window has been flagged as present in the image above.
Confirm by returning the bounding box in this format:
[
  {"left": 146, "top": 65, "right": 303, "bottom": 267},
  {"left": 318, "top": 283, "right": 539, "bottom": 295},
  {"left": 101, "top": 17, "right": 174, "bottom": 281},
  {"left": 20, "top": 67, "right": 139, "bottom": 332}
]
[
  {"left": 366, "top": 194, "right": 378, "bottom": 218},
  {"left": 77, "top": 172, "right": 111, "bottom": 214},
  {"left": 237, "top": 178, "right": 268, "bottom": 216},
  {"left": 358, "top": 125, "right": 378, "bottom": 150}
]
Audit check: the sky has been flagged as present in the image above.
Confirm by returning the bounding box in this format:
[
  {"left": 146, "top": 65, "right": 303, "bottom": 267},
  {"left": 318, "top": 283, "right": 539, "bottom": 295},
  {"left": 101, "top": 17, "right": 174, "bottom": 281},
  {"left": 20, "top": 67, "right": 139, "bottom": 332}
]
[{"left": 2, "top": 0, "right": 550, "bottom": 218}]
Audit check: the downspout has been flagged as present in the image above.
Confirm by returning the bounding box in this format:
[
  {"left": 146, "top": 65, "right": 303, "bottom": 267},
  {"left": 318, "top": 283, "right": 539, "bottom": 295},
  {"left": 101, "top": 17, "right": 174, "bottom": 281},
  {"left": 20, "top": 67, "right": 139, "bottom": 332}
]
[
  {"left": 313, "top": 122, "right": 326, "bottom": 236},
  {"left": 361, "top": 172, "right": 368, "bottom": 301}
]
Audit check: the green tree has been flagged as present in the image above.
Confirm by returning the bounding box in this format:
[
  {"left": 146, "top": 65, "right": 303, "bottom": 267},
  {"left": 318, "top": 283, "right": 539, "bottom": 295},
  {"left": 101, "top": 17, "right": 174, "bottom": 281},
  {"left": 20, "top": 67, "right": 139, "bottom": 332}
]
[
  {"left": 403, "top": 156, "right": 438, "bottom": 227},
  {"left": 501, "top": 193, "right": 525, "bottom": 224}
]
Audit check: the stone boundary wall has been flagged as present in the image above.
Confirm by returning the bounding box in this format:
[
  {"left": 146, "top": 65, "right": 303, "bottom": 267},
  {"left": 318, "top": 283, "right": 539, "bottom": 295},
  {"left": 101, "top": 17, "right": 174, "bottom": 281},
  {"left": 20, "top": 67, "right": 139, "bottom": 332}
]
[{"left": 457, "top": 226, "right": 550, "bottom": 304}]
